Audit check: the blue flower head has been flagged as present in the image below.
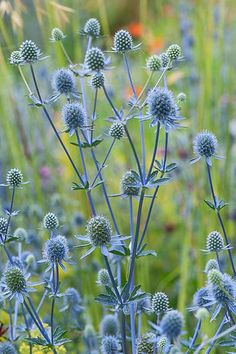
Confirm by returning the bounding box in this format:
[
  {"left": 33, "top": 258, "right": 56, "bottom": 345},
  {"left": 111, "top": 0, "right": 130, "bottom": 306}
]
[
  {"left": 101, "top": 335, "right": 119, "bottom": 354},
  {"left": 160, "top": 310, "right": 183, "bottom": 340},
  {"left": 0, "top": 342, "right": 17, "bottom": 354},
  {"left": 42, "top": 235, "right": 69, "bottom": 270},
  {"left": 151, "top": 292, "right": 169, "bottom": 315},
  {"left": 137, "top": 332, "right": 156, "bottom": 354},
  {"left": 83, "top": 18, "right": 101, "bottom": 37},
  {"left": 192, "top": 130, "right": 219, "bottom": 165},
  {"left": 52, "top": 68, "right": 78, "bottom": 98},
  {"left": 85, "top": 47, "right": 105, "bottom": 71},
  {"left": 62, "top": 103, "right": 86, "bottom": 135},
  {"left": 100, "top": 314, "right": 119, "bottom": 337},
  {"left": 147, "top": 87, "right": 181, "bottom": 131}
]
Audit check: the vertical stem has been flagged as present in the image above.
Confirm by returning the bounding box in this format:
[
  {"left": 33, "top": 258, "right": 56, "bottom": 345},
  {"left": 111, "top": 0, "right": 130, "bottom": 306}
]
[
  {"left": 103, "top": 255, "right": 122, "bottom": 304},
  {"left": 21, "top": 304, "right": 33, "bottom": 354},
  {"left": 205, "top": 315, "right": 226, "bottom": 354},
  {"left": 129, "top": 196, "right": 136, "bottom": 354},
  {"left": 13, "top": 301, "right": 18, "bottom": 340},
  {"left": 187, "top": 319, "right": 201, "bottom": 353},
  {"left": 206, "top": 163, "right": 236, "bottom": 275},
  {"left": 146, "top": 122, "right": 161, "bottom": 182},
  {"left": 120, "top": 311, "right": 128, "bottom": 354},
  {"left": 5, "top": 187, "right": 15, "bottom": 242}
]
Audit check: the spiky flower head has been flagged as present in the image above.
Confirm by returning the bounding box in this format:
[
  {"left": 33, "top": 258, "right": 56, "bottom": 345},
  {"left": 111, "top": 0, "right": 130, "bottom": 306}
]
[
  {"left": 97, "top": 268, "right": 111, "bottom": 286},
  {"left": 101, "top": 336, "right": 119, "bottom": 354},
  {"left": 9, "top": 50, "right": 23, "bottom": 65},
  {"left": 207, "top": 269, "right": 223, "bottom": 286},
  {"left": 50, "top": 27, "right": 66, "bottom": 41},
  {"left": 43, "top": 235, "right": 69, "bottom": 264},
  {"left": 0, "top": 218, "right": 8, "bottom": 236},
  {"left": 147, "top": 87, "right": 179, "bottom": 130},
  {"left": 62, "top": 103, "right": 85, "bottom": 130},
  {"left": 121, "top": 171, "right": 140, "bottom": 196},
  {"left": 19, "top": 40, "right": 41, "bottom": 63},
  {"left": 193, "top": 287, "right": 209, "bottom": 308},
  {"left": 160, "top": 310, "right": 183, "bottom": 339},
  {"left": 6, "top": 256, "right": 24, "bottom": 270},
  {"left": 64, "top": 287, "right": 82, "bottom": 311},
  {"left": 43, "top": 212, "right": 59, "bottom": 230},
  {"left": 193, "top": 131, "right": 218, "bottom": 159},
  {"left": 91, "top": 72, "right": 105, "bottom": 89},
  {"left": 166, "top": 44, "right": 181, "bottom": 60},
  {"left": 0, "top": 342, "right": 17, "bottom": 354},
  {"left": 52, "top": 69, "right": 76, "bottom": 95},
  {"left": 14, "top": 227, "right": 27, "bottom": 241},
  {"left": 113, "top": 30, "right": 133, "bottom": 52},
  {"left": 109, "top": 122, "right": 125, "bottom": 140},
  {"left": 146, "top": 55, "right": 162, "bottom": 71},
  {"left": 85, "top": 47, "right": 105, "bottom": 71},
  {"left": 160, "top": 53, "right": 169, "bottom": 68},
  {"left": 177, "top": 92, "right": 186, "bottom": 102},
  {"left": 6, "top": 168, "right": 23, "bottom": 187},
  {"left": 206, "top": 231, "right": 224, "bottom": 252},
  {"left": 205, "top": 259, "right": 219, "bottom": 273},
  {"left": 84, "top": 18, "right": 100, "bottom": 37},
  {"left": 86, "top": 216, "right": 112, "bottom": 246},
  {"left": 100, "top": 314, "right": 119, "bottom": 337},
  {"left": 137, "top": 332, "right": 156, "bottom": 354},
  {"left": 211, "top": 273, "right": 236, "bottom": 305},
  {"left": 151, "top": 292, "right": 169, "bottom": 314},
  {"left": 157, "top": 336, "right": 168, "bottom": 353},
  {"left": 4, "top": 267, "right": 26, "bottom": 294}
]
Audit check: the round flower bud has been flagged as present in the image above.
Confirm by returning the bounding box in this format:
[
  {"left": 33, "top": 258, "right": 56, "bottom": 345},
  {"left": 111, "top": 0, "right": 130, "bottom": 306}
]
[
  {"left": 101, "top": 336, "right": 119, "bottom": 354},
  {"left": 160, "top": 310, "right": 183, "bottom": 339},
  {"left": 193, "top": 287, "right": 209, "bottom": 308},
  {"left": 166, "top": 44, "right": 181, "bottom": 60},
  {"left": 52, "top": 68, "right": 76, "bottom": 95},
  {"left": 121, "top": 171, "right": 140, "bottom": 196},
  {"left": 51, "top": 27, "right": 65, "bottom": 41},
  {"left": 160, "top": 53, "right": 169, "bottom": 68},
  {"left": 195, "top": 308, "right": 209, "bottom": 320},
  {"left": 86, "top": 216, "right": 112, "bottom": 246},
  {"left": 146, "top": 55, "right": 162, "bottom": 71},
  {"left": 43, "top": 212, "right": 59, "bottom": 230},
  {"left": 207, "top": 269, "right": 223, "bottom": 286},
  {"left": 97, "top": 268, "right": 111, "bottom": 286},
  {"left": 62, "top": 103, "right": 85, "bottom": 130},
  {"left": 113, "top": 30, "right": 133, "bottom": 52},
  {"left": 84, "top": 18, "right": 100, "bottom": 37},
  {"left": 19, "top": 40, "right": 40, "bottom": 63},
  {"left": 9, "top": 50, "right": 22, "bottom": 65},
  {"left": 0, "top": 342, "right": 17, "bottom": 354},
  {"left": 177, "top": 92, "right": 186, "bottom": 102},
  {"left": 193, "top": 131, "right": 218, "bottom": 158},
  {"left": 14, "top": 227, "right": 27, "bottom": 241},
  {"left": 157, "top": 336, "right": 168, "bottom": 353},
  {"left": 6, "top": 168, "right": 23, "bottom": 187},
  {"left": 43, "top": 235, "right": 69, "bottom": 263},
  {"left": 25, "top": 254, "right": 35, "bottom": 267},
  {"left": 85, "top": 47, "right": 105, "bottom": 71},
  {"left": 0, "top": 218, "right": 8, "bottom": 236},
  {"left": 100, "top": 314, "right": 119, "bottom": 337},
  {"left": 205, "top": 259, "right": 219, "bottom": 273},
  {"left": 4, "top": 267, "right": 26, "bottom": 293},
  {"left": 206, "top": 231, "right": 224, "bottom": 252},
  {"left": 109, "top": 122, "right": 125, "bottom": 140},
  {"left": 137, "top": 332, "right": 156, "bottom": 354},
  {"left": 91, "top": 72, "right": 105, "bottom": 89},
  {"left": 151, "top": 292, "right": 169, "bottom": 314},
  {"left": 147, "top": 87, "right": 178, "bottom": 127}
]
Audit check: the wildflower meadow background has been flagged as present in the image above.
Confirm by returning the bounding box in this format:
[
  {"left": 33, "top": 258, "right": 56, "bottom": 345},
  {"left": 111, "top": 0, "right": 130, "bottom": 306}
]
[{"left": 1, "top": 0, "right": 236, "bottom": 353}]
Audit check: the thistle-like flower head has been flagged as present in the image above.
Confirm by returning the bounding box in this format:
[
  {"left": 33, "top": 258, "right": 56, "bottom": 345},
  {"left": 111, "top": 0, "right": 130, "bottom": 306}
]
[
  {"left": 91, "top": 72, "right": 105, "bottom": 89},
  {"left": 192, "top": 130, "right": 219, "bottom": 165},
  {"left": 43, "top": 212, "right": 59, "bottom": 230},
  {"left": 112, "top": 29, "right": 141, "bottom": 54},
  {"left": 19, "top": 40, "right": 42, "bottom": 63},
  {"left": 146, "top": 55, "right": 162, "bottom": 72},
  {"left": 97, "top": 268, "right": 111, "bottom": 286},
  {"left": 9, "top": 50, "right": 23, "bottom": 65},
  {"left": 100, "top": 314, "right": 119, "bottom": 337},
  {"left": 206, "top": 231, "right": 225, "bottom": 253},
  {"left": 85, "top": 47, "right": 105, "bottom": 71},
  {"left": 137, "top": 332, "right": 156, "bottom": 353},
  {"left": 52, "top": 68, "right": 77, "bottom": 97},
  {"left": 6, "top": 168, "right": 23, "bottom": 187},
  {"left": 42, "top": 235, "right": 69, "bottom": 270},
  {"left": 160, "top": 310, "right": 183, "bottom": 339},
  {"left": 166, "top": 44, "right": 182, "bottom": 60},
  {"left": 62, "top": 103, "right": 86, "bottom": 135},
  {"left": 50, "top": 28, "right": 66, "bottom": 41},
  {"left": 0, "top": 342, "right": 17, "bottom": 354},
  {"left": 204, "top": 259, "right": 219, "bottom": 274},
  {"left": 101, "top": 335, "right": 119, "bottom": 354},
  {"left": 147, "top": 87, "right": 181, "bottom": 131},
  {"left": 109, "top": 122, "right": 125, "bottom": 140},
  {"left": 83, "top": 18, "right": 101, "bottom": 37},
  {"left": 151, "top": 292, "right": 169, "bottom": 315},
  {"left": 120, "top": 171, "right": 140, "bottom": 197}
]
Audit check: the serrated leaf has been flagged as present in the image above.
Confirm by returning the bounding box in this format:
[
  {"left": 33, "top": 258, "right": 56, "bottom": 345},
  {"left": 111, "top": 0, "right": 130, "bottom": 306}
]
[
  {"left": 25, "top": 337, "right": 47, "bottom": 346},
  {"left": 95, "top": 294, "right": 118, "bottom": 306}
]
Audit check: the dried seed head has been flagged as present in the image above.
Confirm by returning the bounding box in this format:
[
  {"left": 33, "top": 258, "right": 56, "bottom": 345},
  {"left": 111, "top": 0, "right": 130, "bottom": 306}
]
[
  {"left": 43, "top": 213, "right": 59, "bottom": 230},
  {"left": 86, "top": 216, "right": 112, "bottom": 246}
]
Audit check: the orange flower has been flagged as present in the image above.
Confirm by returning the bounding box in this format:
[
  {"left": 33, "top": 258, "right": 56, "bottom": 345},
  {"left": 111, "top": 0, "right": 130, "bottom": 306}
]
[
  {"left": 125, "top": 85, "right": 142, "bottom": 99},
  {"left": 127, "top": 22, "right": 143, "bottom": 38},
  {"left": 147, "top": 36, "right": 164, "bottom": 54}
]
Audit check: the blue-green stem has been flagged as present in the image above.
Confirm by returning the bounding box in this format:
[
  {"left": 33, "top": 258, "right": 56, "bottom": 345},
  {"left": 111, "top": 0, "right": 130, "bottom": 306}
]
[
  {"left": 13, "top": 301, "right": 18, "bottom": 340},
  {"left": 21, "top": 304, "right": 33, "bottom": 354},
  {"left": 5, "top": 186, "right": 15, "bottom": 242},
  {"left": 129, "top": 196, "right": 136, "bottom": 354},
  {"left": 146, "top": 121, "right": 161, "bottom": 182},
  {"left": 102, "top": 84, "right": 143, "bottom": 182},
  {"left": 103, "top": 255, "right": 122, "bottom": 305},
  {"left": 187, "top": 319, "right": 201, "bottom": 353},
  {"left": 90, "top": 88, "right": 98, "bottom": 144},
  {"left": 120, "top": 311, "right": 128, "bottom": 354},
  {"left": 137, "top": 132, "right": 169, "bottom": 252},
  {"left": 51, "top": 263, "right": 59, "bottom": 346},
  {"left": 206, "top": 163, "right": 236, "bottom": 276},
  {"left": 123, "top": 53, "right": 146, "bottom": 180},
  {"left": 29, "top": 64, "right": 84, "bottom": 187},
  {"left": 205, "top": 315, "right": 226, "bottom": 354}
]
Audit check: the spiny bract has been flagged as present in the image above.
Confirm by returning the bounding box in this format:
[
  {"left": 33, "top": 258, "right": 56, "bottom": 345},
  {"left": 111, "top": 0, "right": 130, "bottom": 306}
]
[
  {"left": 193, "top": 287, "right": 210, "bottom": 308},
  {"left": 86, "top": 216, "right": 112, "bottom": 246}
]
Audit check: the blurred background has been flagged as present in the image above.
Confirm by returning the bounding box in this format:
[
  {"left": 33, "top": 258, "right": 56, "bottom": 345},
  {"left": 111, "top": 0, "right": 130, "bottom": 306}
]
[{"left": 0, "top": 0, "right": 236, "bottom": 348}]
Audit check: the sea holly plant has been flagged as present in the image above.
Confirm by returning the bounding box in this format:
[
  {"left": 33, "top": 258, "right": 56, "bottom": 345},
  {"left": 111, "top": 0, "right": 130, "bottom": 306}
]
[{"left": 2, "top": 15, "right": 236, "bottom": 354}]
